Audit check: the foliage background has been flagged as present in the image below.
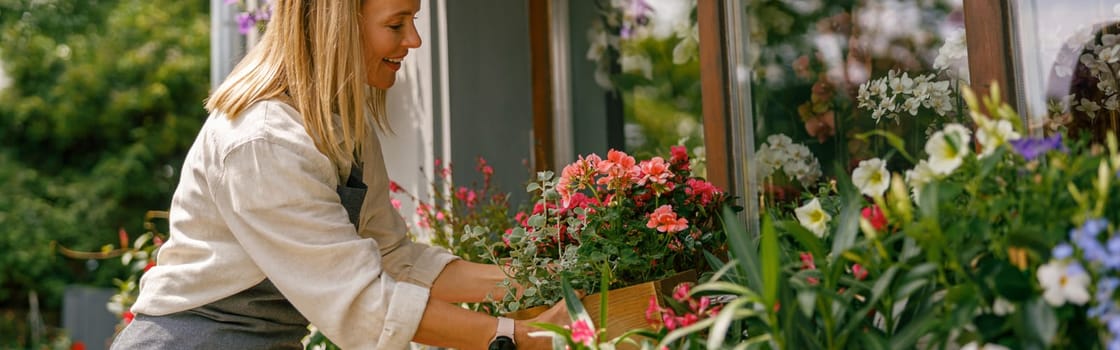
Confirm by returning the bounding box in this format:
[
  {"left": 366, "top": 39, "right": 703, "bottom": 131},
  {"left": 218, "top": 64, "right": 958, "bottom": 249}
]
[{"left": 0, "top": 0, "right": 209, "bottom": 344}]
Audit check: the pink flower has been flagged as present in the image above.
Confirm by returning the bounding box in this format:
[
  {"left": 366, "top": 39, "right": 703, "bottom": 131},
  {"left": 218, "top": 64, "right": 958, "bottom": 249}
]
[
  {"left": 638, "top": 157, "right": 673, "bottom": 186},
  {"left": 645, "top": 296, "right": 662, "bottom": 326},
  {"left": 800, "top": 252, "right": 819, "bottom": 285},
  {"left": 596, "top": 149, "right": 640, "bottom": 189},
  {"left": 646, "top": 205, "right": 689, "bottom": 233},
  {"left": 852, "top": 264, "right": 869, "bottom": 280},
  {"left": 861, "top": 205, "right": 887, "bottom": 231},
  {"left": 476, "top": 157, "right": 494, "bottom": 180},
  {"left": 502, "top": 228, "right": 513, "bottom": 247},
  {"left": 390, "top": 198, "right": 402, "bottom": 210},
  {"left": 673, "top": 283, "right": 692, "bottom": 302},
  {"left": 435, "top": 212, "right": 446, "bottom": 221},
  {"left": 568, "top": 319, "right": 596, "bottom": 346}
]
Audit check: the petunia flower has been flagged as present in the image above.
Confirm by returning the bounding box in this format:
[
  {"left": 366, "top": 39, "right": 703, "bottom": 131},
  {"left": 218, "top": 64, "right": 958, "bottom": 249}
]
[
  {"left": 925, "top": 123, "right": 972, "bottom": 176},
  {"left": 852, "top": 158, "right": 891, "bottom": 197},
  {"left": 905, "top": 159, "right": 936, "bottom": 202},
  {"left": 1037, "top": 260, "right": 1091, "bottom": 306},
  {"left": 795, "top": 198, "right": 831, "bottom": 237},
  {"left": 1009, "top": 134, "right": 1066, "bottom": 161}
]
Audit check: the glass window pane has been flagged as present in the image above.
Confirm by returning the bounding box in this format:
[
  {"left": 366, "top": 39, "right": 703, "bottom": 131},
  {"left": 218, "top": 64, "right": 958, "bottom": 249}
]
[
  {"left": 582, "top": 0, "right": 703, "bottom": 165},
  {"left": 732, "top": 0, "right": 970, "bottom": 211},
  {"left": 1012, "top": 0, "right": 1120, "bottom": 142}
]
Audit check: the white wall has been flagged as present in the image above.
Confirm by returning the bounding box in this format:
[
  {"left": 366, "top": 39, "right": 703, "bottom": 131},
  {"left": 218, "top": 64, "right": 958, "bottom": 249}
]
[{"left": 381, "top": 2, "right": 439, "bottom": 242}]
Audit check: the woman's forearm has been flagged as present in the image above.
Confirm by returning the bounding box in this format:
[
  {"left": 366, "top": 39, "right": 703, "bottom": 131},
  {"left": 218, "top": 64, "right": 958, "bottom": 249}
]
[
  {"left": 413, "top": 297, "right": 545, "bottom": 350},
  {"left": 430, "top": 259, "right": 519, "bottom": 303}
]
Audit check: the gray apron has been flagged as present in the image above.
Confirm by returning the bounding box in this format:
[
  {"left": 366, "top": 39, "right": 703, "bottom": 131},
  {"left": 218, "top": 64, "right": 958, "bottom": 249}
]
[{"left": 111, "top": 162, "right": 367, "bottom": 349}]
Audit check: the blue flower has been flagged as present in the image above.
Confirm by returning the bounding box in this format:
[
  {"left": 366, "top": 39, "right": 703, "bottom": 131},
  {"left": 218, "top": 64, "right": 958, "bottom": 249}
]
[
  {"left": 1010, "top": 135, "right": 1066, "bottom": 161},
  {"left": 1053, "top": 243, "right": 1074, "bottom": 259}
]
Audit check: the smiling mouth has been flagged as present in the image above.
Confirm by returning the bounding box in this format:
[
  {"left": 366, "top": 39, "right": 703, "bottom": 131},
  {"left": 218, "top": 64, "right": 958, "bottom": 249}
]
[{"left": 383, "top": 57, "right": 403, "bottom": 64}]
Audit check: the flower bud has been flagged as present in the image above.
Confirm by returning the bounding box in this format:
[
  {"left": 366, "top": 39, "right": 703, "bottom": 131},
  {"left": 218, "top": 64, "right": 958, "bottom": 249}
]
[
  {"left": 888, "top": 174, "right": 913, "bottom": 223},
  {"left": 860, "top": 216, "right": 878, "bottom": 240}
]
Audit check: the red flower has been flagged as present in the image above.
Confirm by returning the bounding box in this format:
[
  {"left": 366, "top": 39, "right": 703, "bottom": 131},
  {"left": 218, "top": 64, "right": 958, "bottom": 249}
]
[
  {"left": 852, "top": 264, "right": 869, "bottom": 280},
  {"left": 800, "top": 252, "right": 819, "bottom": 285},
  {"left": 861, "top": 205, "right": 887, "bottom": 231},
  {"left": 388, "top": 181, "right": 403, "bottom": 193},
  {"left": 143, "top": 260, "right": 156, "bottom": 272},
  {"left": 122, "top": 310, "right": 135, "bottom": 324},
  {"left": 670, "top": 145, "right": 689, "bottom": 164},
  {"left": 70, "top": 342, "right": 86, "bottom": 350},
  {"left": 685, "top": 179, "right": 719, "bottom": 206}
]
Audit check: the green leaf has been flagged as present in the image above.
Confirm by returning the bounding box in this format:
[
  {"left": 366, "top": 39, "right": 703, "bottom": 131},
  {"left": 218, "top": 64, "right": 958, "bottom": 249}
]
[
  {"left": 723, "top": 206, "right": 763, "bottom": 293},
  {"left": 1018, "top": 297, "right": 1058, "bottom": 347},
  {"left": 779, "top": 220, "right": 825, "bottom": 259},
  {"left": 560, "top": 276, "right": 593, "bottom": 325},
  {"left": 707, "top": 298, "right": 753, "bottom": 350},
  {"left": 887, "top": 308, "right": 937, "bottom": 350},
  {"left": 856, "top": 130, "right": 916, "bottom": 163},
  {"left": 760, "top": 215, "right": 781, "bottom": 306}
]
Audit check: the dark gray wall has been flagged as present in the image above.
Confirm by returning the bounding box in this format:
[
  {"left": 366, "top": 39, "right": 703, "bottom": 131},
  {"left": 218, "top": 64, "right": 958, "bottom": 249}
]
[{"left": 446, "top": 1, "right": 535, "bottom": 204}]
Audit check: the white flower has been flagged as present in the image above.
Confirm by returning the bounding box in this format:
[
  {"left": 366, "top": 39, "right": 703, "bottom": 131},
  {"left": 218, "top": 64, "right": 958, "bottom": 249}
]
[
  {"left": 852, "top": 158, "right": 891, "bottom": 197},
  {"left": 1076, "top": 97, "right": 1102, "bottom": 119},
  {"left": 888, "top": 71, "right": 914, "bottom": 94},
  {"left": 992, "top": 297, "right": 1016, "bottom": 316},
  {"left": 975, "top": 115, "right": 1021, "bottom": 158},
  {"left": 1107, "top": 95, "right": 1120, "bottom": 111},
  {"left": 924, "top": 124, "right": 972, "bottom": 176},
  {"left": 672, "top": 24, "right": 699, "bottom": 65},
  {"left": 767, "top": 134, "right": 794, "bottom": 148},
  {"left": 905, "top": 159, "right": 936, "bottom": 202},
  {"left": 1037, "top": 260, "right": 1091, "bottom": 307},
  {"left": 960, "top": 341, "right": 1010, "bottom": 350},
  {"left": 795, "top": 198, "right": 831, "bottom": 237},
  {"left": 620, "top": 52, "right": 653, "bottom": 79},
  {"left": 901, "top": 97, "right": 922, "bottom": 116}
]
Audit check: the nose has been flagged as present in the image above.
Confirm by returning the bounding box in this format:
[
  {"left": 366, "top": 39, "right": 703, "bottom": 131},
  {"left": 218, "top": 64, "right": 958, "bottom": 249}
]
[{"left": 403, "top": 21, "right": 422, "bottom": 49}]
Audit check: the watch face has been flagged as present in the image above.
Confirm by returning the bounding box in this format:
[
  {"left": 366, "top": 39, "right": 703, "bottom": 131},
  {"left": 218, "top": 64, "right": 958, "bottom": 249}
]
[{"left": 488, "top": 335, "right": 516, "bottom": 350}]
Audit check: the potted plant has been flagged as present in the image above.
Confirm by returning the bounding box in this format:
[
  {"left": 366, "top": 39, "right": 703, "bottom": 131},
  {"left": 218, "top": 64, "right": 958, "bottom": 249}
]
[{"left": 468, "top": 146, "right": 735, "bottom": 341}]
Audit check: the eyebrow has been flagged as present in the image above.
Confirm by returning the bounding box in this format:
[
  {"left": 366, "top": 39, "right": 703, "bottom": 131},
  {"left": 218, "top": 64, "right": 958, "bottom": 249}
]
[{"left": 388, "top": 10, "right": 417, "bottom": 18}]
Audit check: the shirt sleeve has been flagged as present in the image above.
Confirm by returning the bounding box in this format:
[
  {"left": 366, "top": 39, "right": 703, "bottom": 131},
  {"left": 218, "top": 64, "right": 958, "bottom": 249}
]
[
  {"left": 356, "top": 135, "right": 459, "bottom": 288},
  {"left": 210, "top": 137, "right": 424, "bottom": 349}
]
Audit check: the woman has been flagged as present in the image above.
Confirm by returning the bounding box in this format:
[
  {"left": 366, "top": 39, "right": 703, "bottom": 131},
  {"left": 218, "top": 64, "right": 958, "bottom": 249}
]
[{"left": 110, "top": 0, "right": 569, "bottom": 348}]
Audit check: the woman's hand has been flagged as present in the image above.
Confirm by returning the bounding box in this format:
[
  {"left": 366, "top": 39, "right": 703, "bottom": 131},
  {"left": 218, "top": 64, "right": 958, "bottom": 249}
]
[{"left": 514, "top": 292, "right": 587, "bottom": 349}]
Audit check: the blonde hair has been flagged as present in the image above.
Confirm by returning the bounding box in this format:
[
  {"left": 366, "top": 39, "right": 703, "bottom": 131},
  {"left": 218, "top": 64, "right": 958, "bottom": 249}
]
[{"left": 205, "top": 0, "right": 387, "bottom": 176}]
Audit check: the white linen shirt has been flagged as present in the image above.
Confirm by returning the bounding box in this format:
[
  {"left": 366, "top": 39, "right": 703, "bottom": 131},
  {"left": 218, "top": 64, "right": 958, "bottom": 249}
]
[{"left": 130, "top": 99, "right": 458, "bottom": 349}]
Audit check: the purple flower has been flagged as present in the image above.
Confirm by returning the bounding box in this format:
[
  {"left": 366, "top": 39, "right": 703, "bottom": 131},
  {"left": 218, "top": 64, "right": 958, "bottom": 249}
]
[
  {"left": 236, "top": 12, "right": 256, "bottom": 34},
  {"left": 1009, "top": 134, "right": 1066, "bottom": 161},
  {"left": 225, "top": 0, "right": 238, "bottom": 4}
]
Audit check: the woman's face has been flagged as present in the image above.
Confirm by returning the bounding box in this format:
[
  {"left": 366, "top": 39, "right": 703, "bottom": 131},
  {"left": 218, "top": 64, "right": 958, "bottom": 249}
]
[{"left": 360, "top": 0, "right": 422, "bottom": 89}]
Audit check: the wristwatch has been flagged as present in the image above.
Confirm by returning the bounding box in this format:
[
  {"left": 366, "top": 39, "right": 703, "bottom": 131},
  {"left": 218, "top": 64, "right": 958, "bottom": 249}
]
[{"left": 488, "top": 317, "right": 517, "bottom": 350}]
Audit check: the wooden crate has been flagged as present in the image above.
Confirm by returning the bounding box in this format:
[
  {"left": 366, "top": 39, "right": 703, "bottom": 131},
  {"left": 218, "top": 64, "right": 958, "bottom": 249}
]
[{"left": 506, "top": 270, "right": 697, "bottom": 347}]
